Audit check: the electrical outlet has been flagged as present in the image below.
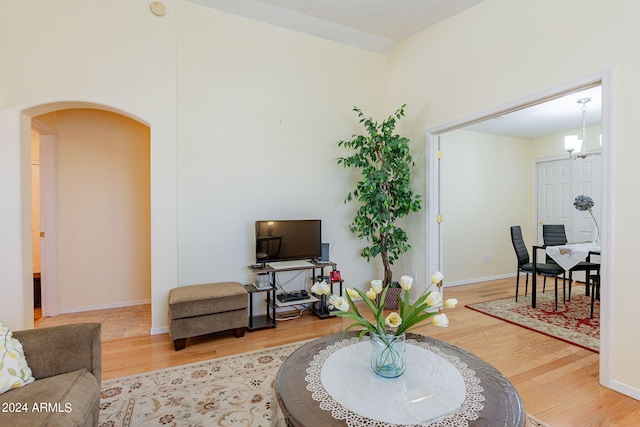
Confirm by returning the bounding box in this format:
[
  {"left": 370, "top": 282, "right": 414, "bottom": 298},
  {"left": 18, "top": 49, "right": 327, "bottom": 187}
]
[
  {"left": 411, "top": 271, "right": 417, "bottom": 282},
  {"left": 483, "top": 254, "right": 492, "bottom": 263}
]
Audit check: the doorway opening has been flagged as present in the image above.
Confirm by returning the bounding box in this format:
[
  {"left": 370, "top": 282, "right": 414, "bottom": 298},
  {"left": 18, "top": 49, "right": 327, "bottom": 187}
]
[
  {"left": 31, "top": 108, "right": 152, "bottom": 338},
  {"left": 426, "top": 72, "right": 611, "bottom": 385}
]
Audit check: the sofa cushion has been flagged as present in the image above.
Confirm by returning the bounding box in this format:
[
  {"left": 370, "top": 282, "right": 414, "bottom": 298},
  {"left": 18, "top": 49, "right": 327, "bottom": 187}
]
[
  {"left": 0, "top": 321, "right": 35, "bottom": 394},
  {"left": 0, "top": 368, "right": 99, "bottom": 427},
  {"left": 169, "top": 282, "right": 247, "bottom": 319}
]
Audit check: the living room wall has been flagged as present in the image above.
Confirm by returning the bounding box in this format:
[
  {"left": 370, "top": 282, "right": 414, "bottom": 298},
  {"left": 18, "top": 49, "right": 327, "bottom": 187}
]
[
  {"left": 175, "top": 2, "right": 388, "bottom": 292},
  {"left": 386, "top": 0, "right": 640, "bottom": 400},
  {"left": 0, "top": 0, "right": 388, "bottom": 332}
]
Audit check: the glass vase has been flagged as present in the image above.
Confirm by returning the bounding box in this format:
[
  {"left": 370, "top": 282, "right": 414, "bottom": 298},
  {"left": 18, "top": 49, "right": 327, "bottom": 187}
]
[{"left": 369, "top": 332, "right": 406, "bottom": 378}]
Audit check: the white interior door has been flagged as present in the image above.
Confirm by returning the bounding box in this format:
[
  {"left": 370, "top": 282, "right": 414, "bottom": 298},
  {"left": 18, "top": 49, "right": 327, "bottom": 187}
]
[
  {"left": 31, "top": 162, "right": 41, "bottom": 273},
  {"left": 536, "top": 158, "right": 573, "bottom": 244},
  {"left": 32, "top": 120, "right": 59, "bottom": 318},
  {"left": 572, "top": 156, "right": 602, "bottom": 243},
  {"left": 536, "top": 156, "right": 602, "bottom": 282}
]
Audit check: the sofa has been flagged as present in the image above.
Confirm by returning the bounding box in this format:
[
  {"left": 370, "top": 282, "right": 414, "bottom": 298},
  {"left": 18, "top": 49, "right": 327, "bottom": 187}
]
[{"left": 0, "top": 323, "right": 102, "bottom": 427}]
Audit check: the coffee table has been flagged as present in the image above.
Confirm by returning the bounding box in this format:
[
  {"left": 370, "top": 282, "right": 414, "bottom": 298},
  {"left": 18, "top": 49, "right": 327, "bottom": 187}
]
[{"left": 272, "top": 332, "right": 525, "bottom": 426}]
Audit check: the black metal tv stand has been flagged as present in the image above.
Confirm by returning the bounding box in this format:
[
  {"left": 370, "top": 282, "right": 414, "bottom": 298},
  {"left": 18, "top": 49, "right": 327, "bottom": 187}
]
[{"left": 245, "top": 261, "right": 342, "bottom": 331}]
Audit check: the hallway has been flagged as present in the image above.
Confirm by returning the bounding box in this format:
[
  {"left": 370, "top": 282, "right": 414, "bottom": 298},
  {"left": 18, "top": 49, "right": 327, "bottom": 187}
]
[{"left": 35, "top": 304, "right": 150, "bottom": 341}]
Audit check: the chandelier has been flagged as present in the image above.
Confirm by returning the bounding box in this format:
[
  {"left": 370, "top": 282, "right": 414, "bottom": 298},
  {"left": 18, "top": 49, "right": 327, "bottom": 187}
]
[{"left": 564, "top": 97, "right": 600, "bottom": 159}]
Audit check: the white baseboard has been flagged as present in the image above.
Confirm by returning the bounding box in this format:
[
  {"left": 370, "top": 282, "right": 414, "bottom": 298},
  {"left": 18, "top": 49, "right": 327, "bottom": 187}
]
[
  {"left": 58, "top": 299, "right": 151, "bottom": 314},
  {"left": 606, "top": 379, "right": 640, "bottom": 401},
  {"left": 443, "top": 273, "right": 514, "bottom": 288}
]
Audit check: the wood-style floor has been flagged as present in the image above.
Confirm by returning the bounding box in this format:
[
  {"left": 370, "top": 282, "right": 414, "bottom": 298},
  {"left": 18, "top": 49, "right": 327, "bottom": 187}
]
[{"left": 38, "top": 278, "right": 640, "bottom": 426}]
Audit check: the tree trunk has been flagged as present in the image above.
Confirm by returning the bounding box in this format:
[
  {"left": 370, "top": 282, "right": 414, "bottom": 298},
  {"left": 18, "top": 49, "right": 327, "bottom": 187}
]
[{"left": 380, "top": 237, "right": 393, "bottom": 286}]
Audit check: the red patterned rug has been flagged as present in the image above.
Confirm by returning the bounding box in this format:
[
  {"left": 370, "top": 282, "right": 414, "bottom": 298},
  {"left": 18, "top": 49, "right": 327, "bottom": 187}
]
[{"left": 466, "top": 285, "right": 599, "bottom": 353}]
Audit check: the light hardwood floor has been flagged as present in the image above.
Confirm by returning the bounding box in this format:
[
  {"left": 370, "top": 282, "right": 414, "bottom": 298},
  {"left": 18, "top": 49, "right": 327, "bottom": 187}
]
[{"left": 38, "top": 278, "right": 640, "bottom": 426}]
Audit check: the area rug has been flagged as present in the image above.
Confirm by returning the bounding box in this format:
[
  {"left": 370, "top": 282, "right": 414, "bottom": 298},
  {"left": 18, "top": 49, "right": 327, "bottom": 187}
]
[
  {"left": 466, "top": 288, "right": 599, "bottom": 353},
  {"left": 99, "top": 341, "right": 549, "bottom": 427}
]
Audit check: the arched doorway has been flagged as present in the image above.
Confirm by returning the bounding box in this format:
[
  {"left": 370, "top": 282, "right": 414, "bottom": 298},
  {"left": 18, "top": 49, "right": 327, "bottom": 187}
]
[{"left": 30, "top": 105, "right": 151, "bottom": 330}]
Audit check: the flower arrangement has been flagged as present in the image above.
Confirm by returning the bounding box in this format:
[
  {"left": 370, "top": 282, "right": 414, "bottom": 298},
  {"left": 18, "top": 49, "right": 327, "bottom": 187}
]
[
  {"left": 315, "top": 272, "right": 458, "bottom": 340},
  {"left": 573, "top": 194, "right": 600, "bottom": 242}
]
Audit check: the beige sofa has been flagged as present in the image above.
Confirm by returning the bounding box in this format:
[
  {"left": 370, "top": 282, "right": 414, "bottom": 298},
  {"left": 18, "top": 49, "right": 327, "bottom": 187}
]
[{"left": 0, "top": 323, "right": 102, "bottom": 427}]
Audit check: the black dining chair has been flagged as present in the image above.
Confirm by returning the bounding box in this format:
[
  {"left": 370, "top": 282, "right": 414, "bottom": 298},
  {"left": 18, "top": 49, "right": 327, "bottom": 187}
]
[
  {"left": 589, "top": 274, "right": 600, "bottom": 318},
  {"left": 510, "top": 226, "right": 566, "bottom": 310},
  {"left": 542, "top": 224, "right": 600, "bottom": 300}
]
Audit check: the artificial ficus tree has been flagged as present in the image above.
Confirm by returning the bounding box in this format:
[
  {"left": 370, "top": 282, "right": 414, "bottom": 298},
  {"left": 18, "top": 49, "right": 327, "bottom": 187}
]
[{"left": 337, "top": 104, "right": 422, "bottom": 286}]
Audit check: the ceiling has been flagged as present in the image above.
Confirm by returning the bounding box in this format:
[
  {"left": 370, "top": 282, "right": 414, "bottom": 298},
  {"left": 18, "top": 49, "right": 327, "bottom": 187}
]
[
  {"left": 188, "top": 0, "right": 486, "bottom": 53},
  {"left": 464, "top": 86, "right": 602, "bottom": 139},
  {"left": 190, "top": 0, "right": 602, "bottom": 139}
]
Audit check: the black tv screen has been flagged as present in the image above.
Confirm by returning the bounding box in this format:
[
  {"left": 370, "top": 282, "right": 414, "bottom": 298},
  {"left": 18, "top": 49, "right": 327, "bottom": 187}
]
[{"left": 255, "top": 220, "right": 321, "bottom": 262}]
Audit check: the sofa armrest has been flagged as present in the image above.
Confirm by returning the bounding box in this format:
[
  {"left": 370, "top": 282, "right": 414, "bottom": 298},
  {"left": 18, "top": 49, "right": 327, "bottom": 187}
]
[{"left": 13, "top": 323, "right": 102, "bottom": 386}]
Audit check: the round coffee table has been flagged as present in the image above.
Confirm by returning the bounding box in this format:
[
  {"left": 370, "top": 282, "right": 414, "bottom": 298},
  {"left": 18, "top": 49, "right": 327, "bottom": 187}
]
[{"left": 273, "top": 332, "right": 525, "bottom": 426}]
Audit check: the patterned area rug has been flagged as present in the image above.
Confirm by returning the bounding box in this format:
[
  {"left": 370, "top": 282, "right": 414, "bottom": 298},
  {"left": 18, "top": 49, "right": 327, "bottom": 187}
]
[
  {"left": 99, "top": 341, "right": 550, "bottom": 427},
  {"left": 466, "top": 287, "right": 599, "bottom": 352},
  {"left": 98, "top": 342, "right": 306, "bottom": 427}
]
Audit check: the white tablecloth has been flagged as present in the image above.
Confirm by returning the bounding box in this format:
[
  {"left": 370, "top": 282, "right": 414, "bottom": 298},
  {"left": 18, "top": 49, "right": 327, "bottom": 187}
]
[
  {"left": 303, "top": 337, "right": 484, "bottom": 426},
  {"left": 545, "top": 242, "right": 600, "bottom": 271}
]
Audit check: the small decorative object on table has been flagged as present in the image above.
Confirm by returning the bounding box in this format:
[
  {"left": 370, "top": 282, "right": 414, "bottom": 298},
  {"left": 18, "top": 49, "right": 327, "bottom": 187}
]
[
  {"left": 573, "top": 194, "right": 600, "bottom": 243},
  {"left": 328, "top": 272, "right": 457, "bottom": 378}
]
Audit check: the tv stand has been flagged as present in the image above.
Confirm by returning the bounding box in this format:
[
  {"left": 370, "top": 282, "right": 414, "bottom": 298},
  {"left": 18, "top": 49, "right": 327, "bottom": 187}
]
[{"left": 246, "top": 261, "right": 342, "bottom": 330}]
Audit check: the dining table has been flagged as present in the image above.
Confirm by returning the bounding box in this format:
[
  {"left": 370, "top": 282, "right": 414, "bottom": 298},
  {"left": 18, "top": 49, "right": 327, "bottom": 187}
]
[{"left": 530, "top": 242, "right": 601, "bottom": 308}]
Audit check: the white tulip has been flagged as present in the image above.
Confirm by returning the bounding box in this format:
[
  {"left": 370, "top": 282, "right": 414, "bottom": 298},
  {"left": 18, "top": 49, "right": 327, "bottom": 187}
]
[
  {"left": 425, "top": 290, "right": 443, "bottom": 307},
  {"left": 431, "top": 313, "right": 449, "bottom": 327},
  {"left": 385, "top": 312, "right": 402, "bottom": 328},
  {"left": 311, "top": 281, "right": 331, "bottom": 295},
  {"left": 346, "top": 288, "right": 361, "bottom": 300},
  {"left": 329, "top": 295, "right": 349, "bottom": 312},
  {"left": 430, "top": 271, "right": 444, "bottom": 285},
  {"left": 444, "top": 298, "right": 458, "bottom": 308},
  {"left": 371, "top": 279, "right": 383, "bottom": 294},
  {"left": 399, "top": 275, "right": 413, "bottom": 290}
]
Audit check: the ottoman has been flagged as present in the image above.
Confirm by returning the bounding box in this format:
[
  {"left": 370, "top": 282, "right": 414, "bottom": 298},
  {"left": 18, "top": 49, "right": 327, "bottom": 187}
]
[{"left": 169, "top": 282, "right": 248, "bottom": 351}]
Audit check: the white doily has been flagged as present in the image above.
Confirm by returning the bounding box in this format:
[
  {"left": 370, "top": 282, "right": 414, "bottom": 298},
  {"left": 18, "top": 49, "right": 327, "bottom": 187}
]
[{"left": 305, "top": 336, "right": 484, "bottom": 427}]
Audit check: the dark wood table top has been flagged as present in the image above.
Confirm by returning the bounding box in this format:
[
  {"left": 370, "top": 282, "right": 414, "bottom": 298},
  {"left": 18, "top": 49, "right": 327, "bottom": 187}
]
[{"left": 274, "top": 332, "right": 526, "bottom": 427}]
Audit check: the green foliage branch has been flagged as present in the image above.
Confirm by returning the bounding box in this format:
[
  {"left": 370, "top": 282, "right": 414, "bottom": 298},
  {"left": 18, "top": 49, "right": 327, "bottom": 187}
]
[{"left": 337, "top": 104, "right": 422, "bottom": 286}]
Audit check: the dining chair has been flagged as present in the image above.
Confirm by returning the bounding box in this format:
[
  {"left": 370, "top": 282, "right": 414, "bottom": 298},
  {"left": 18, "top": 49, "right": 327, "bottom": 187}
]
[
  {"left": 589, "top": 274, "right": 600, "bottom": 318},
  {"left": 542, "top": 224, "right": 600, "bottom": 300},
  {"left": 510, "top": 226, "right": 566, "bottom": 309}
]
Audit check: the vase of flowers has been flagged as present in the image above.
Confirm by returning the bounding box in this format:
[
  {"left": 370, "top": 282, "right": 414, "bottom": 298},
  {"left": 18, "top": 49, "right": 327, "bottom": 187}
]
[
  {"left": 573, "top": 194, "right": 600, "bottom": 243},
  {"left": 328, "top": 272, "right": 457, "bottom": 378}
]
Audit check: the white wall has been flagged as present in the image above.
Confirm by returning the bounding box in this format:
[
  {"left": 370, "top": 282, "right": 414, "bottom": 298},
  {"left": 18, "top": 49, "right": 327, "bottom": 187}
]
[
  {"left": 441, "top": 130, "right": 531, "bottom": 284},
  {"left": 0, "top": 0, "right": 388, "bottom": 332},
  {"left": 175, "top": 2, "right": 388, "bottom": 293},
  {"left": 1, "top": 0, "right": 179, "bottom": 330},
  {"left": 386, "top": 0, "right": 640, "bottom": 399}
]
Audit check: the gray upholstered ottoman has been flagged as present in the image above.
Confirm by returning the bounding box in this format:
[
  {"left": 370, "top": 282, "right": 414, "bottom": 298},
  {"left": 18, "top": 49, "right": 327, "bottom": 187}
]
[{"left": 169, "top": 282, "right": 248, "bottom": 351}]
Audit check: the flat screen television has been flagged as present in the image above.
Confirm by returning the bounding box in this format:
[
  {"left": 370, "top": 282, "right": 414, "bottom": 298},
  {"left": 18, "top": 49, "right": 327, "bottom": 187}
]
[{"left": 255, "top": 219, "right": 321, "bottom": 263}]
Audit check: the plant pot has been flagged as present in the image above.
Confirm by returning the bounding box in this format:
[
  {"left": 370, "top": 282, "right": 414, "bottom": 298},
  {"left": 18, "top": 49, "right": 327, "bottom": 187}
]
[
  {"left": 369, "top": 332, "right": 406, "bottom": 378},
  {"left": 378, "top": 286, "right": 402, "bottom": 310}
]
